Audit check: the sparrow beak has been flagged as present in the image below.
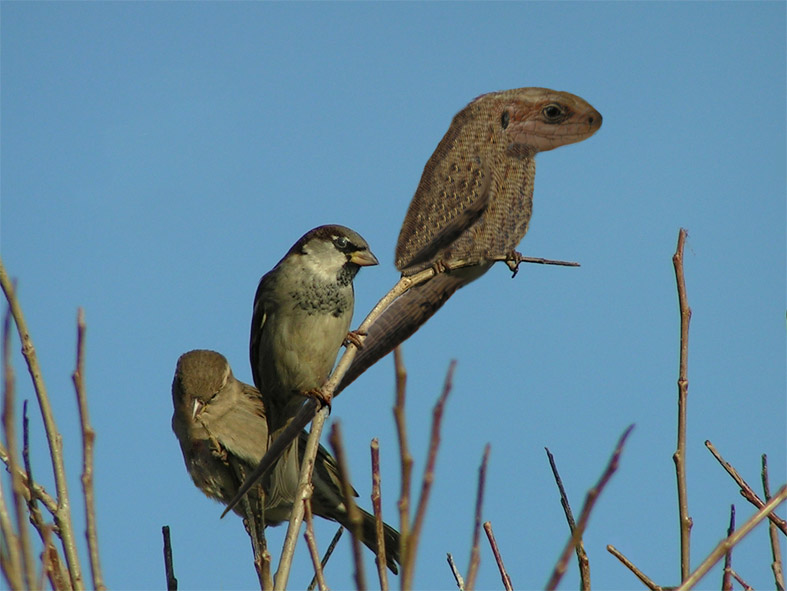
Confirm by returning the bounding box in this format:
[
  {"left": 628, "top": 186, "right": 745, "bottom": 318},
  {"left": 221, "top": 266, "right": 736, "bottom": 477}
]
[
  {"left": 349, "top": 249, "right": 379, "bottom": 267},
  {"left": 191, "top": 399, "right": 204, "bottom": 420}
]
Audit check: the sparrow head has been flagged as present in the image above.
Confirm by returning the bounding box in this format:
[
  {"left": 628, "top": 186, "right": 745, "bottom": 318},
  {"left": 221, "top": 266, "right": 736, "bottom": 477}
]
[
  {"left": 285, "top": 224, "right": 378, "bottom": 286},
  {"left": 172, "top": 349, "right": 233, "bottom": 421}
]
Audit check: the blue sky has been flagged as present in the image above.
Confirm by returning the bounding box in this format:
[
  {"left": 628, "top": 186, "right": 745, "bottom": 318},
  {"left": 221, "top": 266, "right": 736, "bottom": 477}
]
[{"left": 2, "top": 2, "right": 785, "bottom": 589}]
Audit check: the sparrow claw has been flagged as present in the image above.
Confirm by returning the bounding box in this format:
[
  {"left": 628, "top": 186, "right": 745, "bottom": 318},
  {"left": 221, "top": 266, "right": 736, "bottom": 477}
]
[
  {"left": 344, "top": 329, "right": 367, "bottom": 349},
  {"left": 431, "top": 259, "right": 448, "bottom": 274},
  {"left": 305, "top": 388, "right": 332, "bottom": 412},
  {"left": 505, "top": 250, "right": 524, "bottom": 278}
]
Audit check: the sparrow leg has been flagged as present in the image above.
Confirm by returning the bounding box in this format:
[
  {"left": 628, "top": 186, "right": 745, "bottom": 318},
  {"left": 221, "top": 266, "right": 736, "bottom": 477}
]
[
  {"left": 304, "top": 388, "right": 332, "bottom": 411},
  {"left": 344, "top": 329, "right": 367, "bottom": 349}
]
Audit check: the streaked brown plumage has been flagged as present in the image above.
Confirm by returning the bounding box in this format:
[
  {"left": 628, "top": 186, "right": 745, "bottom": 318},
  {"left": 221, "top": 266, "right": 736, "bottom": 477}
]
[
  {"left": 171, "top": 349, "right": 400, "bottom": 573},
  {"left": 338, "top": 87, "right": 602, "bottom": 392}
]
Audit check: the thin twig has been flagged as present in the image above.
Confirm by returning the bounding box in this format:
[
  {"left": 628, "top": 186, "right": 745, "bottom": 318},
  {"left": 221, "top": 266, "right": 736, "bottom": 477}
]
[
  {"left": 308, "top": 527, "right": 343, "bottom": 591},
  {"left": 0, "top": 258, "right": 84, "bottom": 589},
  {"left": 447, "top": 553, "right": 465, "bottom": 590},
  {"left": 545, "top": 447, "right": 591, "bottom": 589},
  {"left": 404, "top": 361, "right": 455, "bottom": 591},
  {"left": 303, "top": 499, "right": 328, "bottom": 591},
  {"left": 328, "top": 423, "right": 366, "bottom": 591},
  {"left": 705, "top": 440, "right": 787, "bottom": 535},
  {"left": 162, "top": 525, "right": 177, "bottom": 591},
  {"left": 2, "top": 297, "right": 36, "bottom": 590},
  {"left": 606, "top": 545, "right": 662, "bottom": 590},
  {"left": 483, "top": 522, "right": 513, "bottom": 591},
  {"left": 393, "top": 346, "right": 413, "bottom": 580},
  {"left": 722, "top": 505, "right": 735, "bottom": 591},
  {"left": 72, "top": 309, "right": 104, "bottom": 591},
  {"left": 672, "top": 228, "right": 692, "bottom": 582},
  {"left": 762, "top": 454, "right": 785, "bottom": 591},
  {"left": 370, "top": 438, "right": 389, "bottom": 591},
  {"left": 465, "top": 444, "right": 490, "bottom": 591},
  {"left": 726, "top": 567, "right": 754, "bottom": 590},
  {"left": 675, "top": 485, "right": 787, "bottom": 590},
  {"left": 545, "top": 424, "right": 634, "bottom": 591},
  {"left": 0, "top": 442, "right": 58, "bottom": 513}
]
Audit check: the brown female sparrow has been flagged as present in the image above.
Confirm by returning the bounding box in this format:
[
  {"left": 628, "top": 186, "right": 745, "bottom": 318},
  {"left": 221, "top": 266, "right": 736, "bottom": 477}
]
[{"left": 171, "top": 349, "right": 400, "bottom": 573}]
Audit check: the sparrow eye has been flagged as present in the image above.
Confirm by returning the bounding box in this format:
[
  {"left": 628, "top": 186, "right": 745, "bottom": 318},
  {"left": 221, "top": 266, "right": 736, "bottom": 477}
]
[
  {"left": 334, "top": 236, "right": 349, "bottom": 249},
  {"left": 501, "top": 110, "right": 510, "bottom": 129},
  {"left": 542, "top": 103, "right": 567, "bottom": 122}
]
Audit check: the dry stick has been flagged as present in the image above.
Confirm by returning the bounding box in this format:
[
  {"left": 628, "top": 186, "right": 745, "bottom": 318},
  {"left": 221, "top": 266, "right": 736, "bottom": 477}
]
[
  {"left": 465, "top": 444, "right": 490, "bottom": 591},
  {"left": 162, "top": 526, "right": 177, "bottom": 591},
  {"left": 545, "top": 424, "right": 635, "bottom": 591},
  {"left": 675, "top": 485, "right": 787, "bottom": 591},
  {"left": 403, "top": 361, "right": 456, "bottom": 591},
  {"left": 722, "top": 505, "right": 735, "bottom": 591},
  {"left": 22, "top": 403, "right": 70, "bottom": 590},
  {"left": 726, "top": 568, "right": 753, "bottom": 590},
  {"left": 672, "top": 228, "right": 692, "bottom": 582},
  {"left": 2, "top": 300, "right": 36, "bottom": 590},
  {"left": 762, "top": 454, "right": 786, "bottom": 591},
  {"left": 370, "top": 437, "right": 389, "bottom": 591},
  {"left": 545, "top": 447, "right": 591, "bottom": 589},
  {"left": 72, "top": 310, "right": 104, "bottom": 591},
  {"left": 224, "top": 253, "right": 577, "bottom": 518},
  {"left": 704, "top": 440, "right": 787, "bottom": 535},
  {"left": 302, "top": 499, "right": 328, "bottom": 591},
  {"left": 393, "top": 346, "right": 413, "bottom": 576},
  {"left": 606, "top": 545, "right": 662, "bottom": 590},
  {"left": 307, "top": 527, "right": 344, "bottom": 591},
  {"left": 0, "top": 259, "right": 84, "bottom": 590},
  {"left": 0, "top": 442, "right": 58, "bottom": 513},
  {"left": 446, "top": 553, "right": 465, "bottom": 590},
  {"left": 239, "top": 487, "right": 267, "bottom": 591},
  {"left": 328, "top": 422, "right": 367, "bottom": 591},
  {"left": 483, "top": 522, "right": 513, "bottom": 591}
]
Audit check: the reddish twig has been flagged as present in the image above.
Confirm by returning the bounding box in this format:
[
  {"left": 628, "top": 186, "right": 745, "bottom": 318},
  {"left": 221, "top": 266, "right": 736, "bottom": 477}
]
[
  {"left": 393, "top": 347, "right": 413, "bottom": 582},
  {"left": 705, "top": 440, "right": 787, "bottom": 535},
  {"left": 545, "top": 447, "right": 591, "bottom": 589},
  {"left": 606, "top": 545, "right": 662, "bottom": 590},
  {"left": 545, "top": 424, "right": 634, "bottom": 590},
  {"left": 303, "top": 499, "right": 328, "bottom": 591},
  {"left": 483, "top": 522, "right": 513, "bottom": 591},
  {"left": 370, "top": 438, "right": 389, "bottom": 590},
  {"left": 307, "top": 527, "right": 343, "bottom": 591},
  {"left": 672, "top": 228, "right": 692, "bottom": 582},
  {"left": 722, "top": 505, "right": 735, "bottom": 591},
  {"left": 762, "top": 454, "right": 786, "bottom": 591},
  {"left": 465, "top": 445, "right": 490, "bottom": 591}
]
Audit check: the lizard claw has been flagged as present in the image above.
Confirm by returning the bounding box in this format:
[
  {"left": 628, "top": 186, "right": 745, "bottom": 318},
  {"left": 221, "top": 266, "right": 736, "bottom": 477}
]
[
  {"left": 505, "top": 250, "right": 524, "bottom": 278},
  {"left": 344, "top": 329, "right": 367, "bottom": 349},
  {"left": 304, "top": 388, "right": 332, "bottom": 412}
]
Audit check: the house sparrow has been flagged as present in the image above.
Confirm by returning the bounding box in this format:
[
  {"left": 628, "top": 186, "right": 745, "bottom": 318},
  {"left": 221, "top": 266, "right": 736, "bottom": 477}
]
[
  {"left": 250, "top": 224, "right": 378, "bottom": 423},
  {"left": 172, "top": 349, "right": 401, "bottom": 573},
  {"left": 337, "top": 88, "right": 602, "bottom": 392}
]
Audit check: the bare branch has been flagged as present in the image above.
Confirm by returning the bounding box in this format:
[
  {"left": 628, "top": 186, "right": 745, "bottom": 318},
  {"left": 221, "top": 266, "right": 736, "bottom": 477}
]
[
  {"left": 722, "top": 505, "right": 735, "bottom": 591},
  {"left": 606, "top": 545, "right": 662, "bottom": 590},
  {"left": 446, "top": 553, "right": 464, "bottom": 590},
  {"left": 705, "top": 440, "right": 787, "bottom": 535},
  {"left": 545, "top": 447, "right": 591, "bottom": 589},
  {"left": 675, "top": 485, "right": 787, "bottom": 590},
  {"left": 672, "top": 228, "right": 693, "bottom": 582},
  {"left": 483, "top": 522, "right": 513, "bottom": 591},
  {"left": 308, "top": 527, "right": 343, "bottom": 591},
  {"left": 370, "top": 438, "right": 389, "bottom": 591},
  {"left": 328, "top": 422, "right": 367, "bottom": 591},
  {"left": 303, "top": 499, "right": 328, "bottom": 591},
  {"left": 162, "top": 526, "right": 177, "bottom": 591},
  {"left": 0, "top": 257, "right": 84, "bottom": 589},
  {"left": 762, "top": 454, "right": 785, "bottom": 591},
  {"left": 72, "top": 309, "right": 104, "bottom": 590},
  {"left": 465, "top": 444, "right": 489, "bottom": 591},
  {"left": 545, "top": 424, "right": 634, "bottom": 591},
  {"left": 393, "top": 346, "right": 413, "bottom": 578}
]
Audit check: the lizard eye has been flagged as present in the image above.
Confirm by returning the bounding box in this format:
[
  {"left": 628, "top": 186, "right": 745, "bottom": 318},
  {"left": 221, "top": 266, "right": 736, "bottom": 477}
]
[
  {"left": 542, "top": 104, "right": 567, "bottom": 122},
  {"left": 500, "top": 110, "right": 510, "bottom": 129}
]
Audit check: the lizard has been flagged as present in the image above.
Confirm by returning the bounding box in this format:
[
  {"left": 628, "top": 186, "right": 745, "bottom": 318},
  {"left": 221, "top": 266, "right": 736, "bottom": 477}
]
[{"left": 336, "top": 87, "right": 602, "bottom": 393}]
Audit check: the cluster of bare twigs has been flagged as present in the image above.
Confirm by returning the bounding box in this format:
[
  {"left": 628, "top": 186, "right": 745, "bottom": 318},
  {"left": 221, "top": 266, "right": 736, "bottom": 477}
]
[
  {"left": 2, "top": 227, "right": 785, "bottom": 591},
  {"left": 0, "top": 257, "right": 104, "bottom": 590}
]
